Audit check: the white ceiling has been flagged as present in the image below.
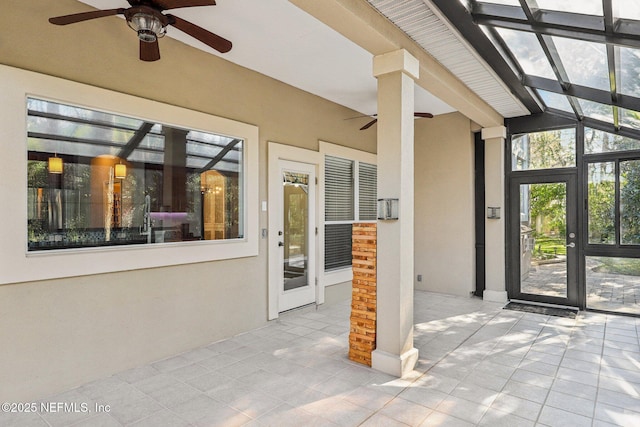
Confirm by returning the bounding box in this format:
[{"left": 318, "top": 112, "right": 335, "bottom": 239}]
[{"left": 79, "top": 0, "right": 455, "bottom": 116}]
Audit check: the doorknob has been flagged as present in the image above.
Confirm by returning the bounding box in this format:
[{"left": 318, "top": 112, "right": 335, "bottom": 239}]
[
  {"left": 566, "top": 242, "right": 575, "bottom": 248},
  {"left": 278, "top": 241, "right": 284, "bottom": 247}
]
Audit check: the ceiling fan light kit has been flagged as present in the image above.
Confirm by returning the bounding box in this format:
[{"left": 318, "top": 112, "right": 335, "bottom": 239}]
[
  {"left": 48, "top": 0, "right": 231, "bottom": 62},
  {"left": 126, "top": 9, "right": 167, "bottom": 43}
]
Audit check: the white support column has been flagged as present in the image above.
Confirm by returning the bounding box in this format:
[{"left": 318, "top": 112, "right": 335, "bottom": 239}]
[
  {"left": 482, "top": 126, "right": 508, "bottom": 303},
  {"left": 371, "top": 49, "right": 419, "bottom": 377}
]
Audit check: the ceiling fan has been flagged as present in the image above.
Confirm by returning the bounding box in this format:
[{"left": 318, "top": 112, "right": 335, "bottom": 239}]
[
  {"left": 49, "top": 0, "right": 232, "bottom": 62},
  {"left": 356, "top": 112, "right": 434, "bottom": 130}
]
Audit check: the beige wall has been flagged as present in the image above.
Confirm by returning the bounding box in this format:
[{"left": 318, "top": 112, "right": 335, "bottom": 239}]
[
  {"left": 414, "top": 112, "right": 476, "bottom": 297},
  {"left": 0, "top": 0, "right": 375, "bottom": 401}
]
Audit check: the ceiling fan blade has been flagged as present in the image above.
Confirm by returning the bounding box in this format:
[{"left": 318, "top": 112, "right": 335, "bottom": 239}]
[
  {"left": 49, "top": 8, "right": 124, "bottom": 25},
  {"left": 168, "top": 15, "right": 232, "bottom": 53},
  {"left": 152, "top": 0, "right": 216, "bottom": 11},
  {"left": 140, "top": 39, "right": 161, "bottom": 62},
  {"left": 360, "top": 119, "right": 378, "bottom": 130},
  {"left": 345, "top": 113, "right": 377, "bottom": 120},
  {"left": 414, "top": 112, "right": 434, "bottom": 118}
]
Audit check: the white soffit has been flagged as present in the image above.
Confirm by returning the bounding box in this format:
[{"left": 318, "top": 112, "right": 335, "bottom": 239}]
[{"left": 366, "top": 0, "right": 530, "bottom": 118}]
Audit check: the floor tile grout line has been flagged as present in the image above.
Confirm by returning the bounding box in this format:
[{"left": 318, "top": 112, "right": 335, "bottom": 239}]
[{"left": 356, "top": 302, "right": 515, "bottom": 426}]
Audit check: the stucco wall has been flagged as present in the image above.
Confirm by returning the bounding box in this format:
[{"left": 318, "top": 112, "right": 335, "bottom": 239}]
[
  {"left": 414, "top": 112, "right": 476, "bottom": 297},
  {"left": 0, "top": 0, "right": 375, "bottom": 401}
]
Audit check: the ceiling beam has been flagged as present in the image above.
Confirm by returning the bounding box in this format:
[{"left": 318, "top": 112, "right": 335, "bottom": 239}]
[
  {"left": 118, "top": 122, "right": 154, "bottom": 160},
  {"left": 473, "top": 8, "right": 640, "bottom": 49},
  {"left": 524, "top": 75, "right": 640, "bottom": 112},
  {"left": 197, "top": 138, "right": 242, "bottom": 173},
  {"left": 290, "top": 0, "right": 507, "bottom": 127}
]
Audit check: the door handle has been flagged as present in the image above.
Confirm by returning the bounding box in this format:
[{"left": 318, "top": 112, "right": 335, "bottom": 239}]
[
  {"left": 566, "top": 242, "right": 575, "bottom": 248},
  {"left": 278, "top": 241, "right": 284, "bottom": 247}
]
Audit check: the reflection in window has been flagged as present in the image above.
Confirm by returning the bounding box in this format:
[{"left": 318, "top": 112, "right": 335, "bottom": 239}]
[
  {"left": 27, "top": 98, "right": 243, "bottom": 251},
  {"left": 584, "top": 127, "right": 640, "bottom": 153},
  {"left": 511, "top": 128, "right": 576, "bottom": 171},
  {"left": 495, "top": 28, "right": 555, "bottom": 79},
  {"left": 551, "top": 36, "right": 609, "bottom": 91},
  {"left": 587, "top": 162, "right": 615, "bottom": 245},
  {"left": 621, "top": 160, "right": 640, "bottom": 245},
  {"left": 283, "top": 172, "right": 309, "bottom": 291}
]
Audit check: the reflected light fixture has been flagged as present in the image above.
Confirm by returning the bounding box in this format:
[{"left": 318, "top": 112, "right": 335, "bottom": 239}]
[
  {"left": 48, "top": 155, "right": 63, "bottom": 174},
  {"left": 126, "top": 11, "right": 166, "bottom": 43},
  {"left": 114, "top": 163, "right": 127, "bottom": 180}
]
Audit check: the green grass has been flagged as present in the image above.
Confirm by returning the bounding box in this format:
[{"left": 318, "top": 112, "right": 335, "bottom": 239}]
[{"left": 534, "top": 236, "right": 566, "bottom": 256}]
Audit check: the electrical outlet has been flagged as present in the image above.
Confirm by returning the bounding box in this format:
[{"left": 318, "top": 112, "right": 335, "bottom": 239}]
[{"left": 417, "top": 274, "right": 422, "bottom": 282}]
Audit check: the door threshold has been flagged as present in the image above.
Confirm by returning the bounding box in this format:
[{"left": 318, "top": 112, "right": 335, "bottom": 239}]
[
  {"left": 509, "top": 299, "right": 579, "bottom": 311},
  {"left": 506, "top": 300, "right": 578, "bottom": 318},
  {"left": 278, "top": 302, "right": 317, "bottom": 316}
]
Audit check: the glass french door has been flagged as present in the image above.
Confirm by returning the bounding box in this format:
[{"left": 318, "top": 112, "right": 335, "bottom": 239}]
[
  {"left": 277, "top": 160, "right": 316, "bottom": 312},
  {"left": 509, "top": 174, "right": 579, "bottom": 306}
]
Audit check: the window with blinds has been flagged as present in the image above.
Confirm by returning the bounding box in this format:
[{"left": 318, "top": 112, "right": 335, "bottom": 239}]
[
  {"left": 324, "top": 155, "right": 377, "bottom": 271},
  {"left": 359, "top": 162, "right": 377, "bottom": 220}
]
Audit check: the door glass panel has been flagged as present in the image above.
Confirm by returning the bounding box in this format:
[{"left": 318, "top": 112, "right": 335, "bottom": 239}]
[
  {"left": 519, "top": 183, "right": 568, "bottom": 297},
  {"left": 283, "top": 171, "right": 309, "bottom": 291},
  {"left": 587, "top": 162, "right": 615, "bottom": 244},
  {"left": 587, "top": 256, "right": 640, "bottom": 314},
  {"left": 621, "top": 160, "right": 640, "bottom": 245},
  {"left": 512, "top": 129, "right": 576, "bottom": 171}
]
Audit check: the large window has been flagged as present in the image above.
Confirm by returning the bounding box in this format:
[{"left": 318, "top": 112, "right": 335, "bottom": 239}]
[
  {"left": 511, "top": 128, "right": 576, "bottom": 170},
  {"left": 324, "top": 155, "right": 377, "bottom": 271},
  {"left": 27, "top": 98, "right": 243, "bottom": 251}
]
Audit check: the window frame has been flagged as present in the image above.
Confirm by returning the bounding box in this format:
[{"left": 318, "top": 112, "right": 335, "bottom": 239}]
[
  {"left": 319, "top": 141, "right": 376, "bottom": 287},
  {"left": 0, "top": 65, "right": 259, "bottom": 285}
]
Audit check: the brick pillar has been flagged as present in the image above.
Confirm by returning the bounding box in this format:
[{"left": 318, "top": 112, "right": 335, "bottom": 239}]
[{"left": 349, "top": 223, "right": 377, "bottom": 366}]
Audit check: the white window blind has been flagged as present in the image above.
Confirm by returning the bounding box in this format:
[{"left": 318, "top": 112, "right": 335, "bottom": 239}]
[
  {"left": 325, "top": 156, "right": 354, "bottom": 221},
  {"left": 359, "top": 162, "right": 377, "bottom": 220},
  {"left": 324, "top": 155, "right": 376, "bottom": 272}
]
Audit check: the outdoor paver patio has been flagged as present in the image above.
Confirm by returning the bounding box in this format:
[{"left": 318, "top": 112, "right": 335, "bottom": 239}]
[
  {"left": 3, "top": 291, "right": 640, "bottom": 426},
  {"left": 522, "top": 257, "right": 640, "bottom": 314}
]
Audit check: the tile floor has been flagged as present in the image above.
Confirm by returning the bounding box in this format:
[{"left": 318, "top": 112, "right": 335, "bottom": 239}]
[{"left": 3, "top": 291, "right": 640, "bottom": 426}]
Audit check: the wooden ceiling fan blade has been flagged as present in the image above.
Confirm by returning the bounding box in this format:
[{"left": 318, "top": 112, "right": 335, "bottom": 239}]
[
  {"left": 168, "top": 15, "right": 232, "bottom": 53},
  {"left": 360, "top": 119, "right": 378, "bottom": 130},
  {"left": 152, "top": 0, "right": 216, "bottom": 11},
  {"left": 140, "top": 39, "right": 161, "bottom": 62},
  {"left": 49, "top": 8, "right": 124, "bottom": 25},
  {"left": 414, "top": 112, "right": 434, "bottom": 118}
]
